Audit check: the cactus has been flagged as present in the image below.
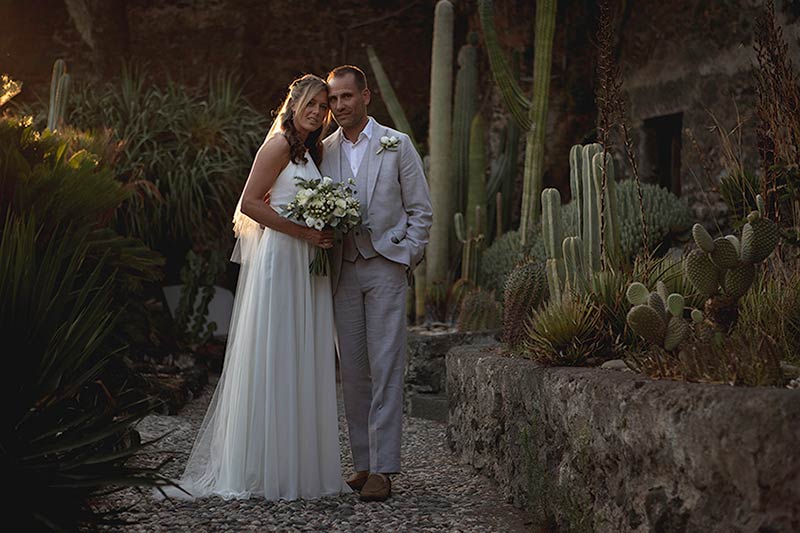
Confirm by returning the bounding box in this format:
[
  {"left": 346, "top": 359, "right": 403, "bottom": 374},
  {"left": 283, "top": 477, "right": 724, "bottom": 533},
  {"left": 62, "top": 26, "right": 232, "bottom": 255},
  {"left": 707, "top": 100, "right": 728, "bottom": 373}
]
[
  {"left": 466, "top": 114, "right": 487, "bottom": 236},
  {"left": 47, "top": 59, "right": 70, "bottom": 132},
  {"left": 626, "top": 282, "right": 698, "bottom": 351},
  {"left": 426, "top": 0, "right": 454, "bottom": 290},
  {"left": 455, "top": 206, "right": 485, "bottom": 283},
  {"left": 740, "top": 211, "right": 779, "bottom": 264},
  {"left": 562, "top": 236, "right": 584, "bottom": 294},
  {"left": 541, "top": 188, "right": 565, "bottom": 298},
  {"left": 451, "top": 33, "right": 479, "bottom": 219},
  {"left": 366, "top": 46, "right": 419, "bottom": 151},
  {"left": 457, "top": 287, "right": 501, "bottom": 332},
  {"left": 502, "top": 259, "right": 546, "bottom": 349},
  {"left": 479, "top": 0, "right": 557, "bottom": 241},
  {"left": 684, "top": 195, "right": 779, "bottom": 331}
]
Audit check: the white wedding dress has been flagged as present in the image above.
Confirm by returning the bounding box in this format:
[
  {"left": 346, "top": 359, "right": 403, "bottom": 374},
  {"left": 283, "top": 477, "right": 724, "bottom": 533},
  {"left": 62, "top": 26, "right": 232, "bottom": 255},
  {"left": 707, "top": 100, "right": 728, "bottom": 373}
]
[{"left": 165, "top": 145, "right": 350, "bottom": 501}]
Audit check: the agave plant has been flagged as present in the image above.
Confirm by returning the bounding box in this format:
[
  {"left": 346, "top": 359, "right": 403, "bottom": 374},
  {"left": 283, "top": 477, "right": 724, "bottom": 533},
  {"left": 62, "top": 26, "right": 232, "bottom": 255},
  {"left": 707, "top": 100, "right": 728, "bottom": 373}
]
[
  {"left": 0, "top": 118, "right": 172, "bottom": 529},
  {"left": 524, "top": 296, "right": 602, "bottom": 366}
]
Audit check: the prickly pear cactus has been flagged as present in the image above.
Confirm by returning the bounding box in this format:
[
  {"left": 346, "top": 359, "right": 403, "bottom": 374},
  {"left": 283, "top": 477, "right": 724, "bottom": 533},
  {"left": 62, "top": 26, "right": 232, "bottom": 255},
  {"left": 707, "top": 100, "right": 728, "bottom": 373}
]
[
  {"left": 626, "top": 282, "right": 698, "bottom": 352},
  {"left": 684, "top": 195, "right": 778, "bottom": 331}
]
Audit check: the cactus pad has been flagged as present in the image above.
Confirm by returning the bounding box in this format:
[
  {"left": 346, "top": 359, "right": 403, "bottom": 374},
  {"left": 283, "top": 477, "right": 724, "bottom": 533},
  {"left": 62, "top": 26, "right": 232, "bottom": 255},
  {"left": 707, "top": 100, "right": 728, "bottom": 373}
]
[
  {"left": 664, "top": 315, "right": 689, "bottom": 351},
  {"left": 740, "top": 215, "right": 779, "bottom": 264},
  {"left": 626, "top": 282, "right": 649, "bottom": 305},
  {"left": 710, "top": 236, "right": 741, "bottom": 269},
  {"left": 667, "top": 293, "right": 685, "bottom": 317},
  {"left": 722, "top": 262, "right": 756, "bottom": 299},
  {"left": 648, "top": 291, "right": 667, "bottom": 322},
  {"left": 627, "top": 304, "right": 666, "bottom": 346},
  {"left": 685, "top": 249, "right": 720, "bottom": 297},
  {"left": 692, "top": 223, "right": 715, "bottom": 253}
]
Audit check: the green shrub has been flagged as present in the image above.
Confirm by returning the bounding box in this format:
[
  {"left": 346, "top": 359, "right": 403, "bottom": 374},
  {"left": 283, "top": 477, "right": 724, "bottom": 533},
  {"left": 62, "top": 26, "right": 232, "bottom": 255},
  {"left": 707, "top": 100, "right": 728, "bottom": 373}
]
[{"left": 66, "top": 66, "right": 268, "bottom": 262}]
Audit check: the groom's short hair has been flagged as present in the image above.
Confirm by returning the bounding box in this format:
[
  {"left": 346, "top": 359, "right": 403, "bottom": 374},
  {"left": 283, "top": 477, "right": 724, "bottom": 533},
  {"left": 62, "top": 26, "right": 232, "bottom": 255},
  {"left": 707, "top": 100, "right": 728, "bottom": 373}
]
[{"left": 327, "top": 65, "right": 368, "bottom": 91}]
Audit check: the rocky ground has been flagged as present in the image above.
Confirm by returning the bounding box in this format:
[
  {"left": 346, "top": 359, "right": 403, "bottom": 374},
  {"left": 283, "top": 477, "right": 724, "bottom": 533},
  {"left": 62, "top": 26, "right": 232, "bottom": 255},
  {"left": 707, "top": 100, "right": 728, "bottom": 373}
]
[{"left": 89, "top": 375, "right": 534, "bottom": 532}]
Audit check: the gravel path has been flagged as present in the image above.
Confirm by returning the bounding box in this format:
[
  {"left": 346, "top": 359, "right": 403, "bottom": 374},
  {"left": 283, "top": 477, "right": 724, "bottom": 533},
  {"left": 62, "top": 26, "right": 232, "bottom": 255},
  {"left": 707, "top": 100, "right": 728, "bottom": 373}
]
[{"left": 91, "top": 375, "right": 533, "bottom": 532}]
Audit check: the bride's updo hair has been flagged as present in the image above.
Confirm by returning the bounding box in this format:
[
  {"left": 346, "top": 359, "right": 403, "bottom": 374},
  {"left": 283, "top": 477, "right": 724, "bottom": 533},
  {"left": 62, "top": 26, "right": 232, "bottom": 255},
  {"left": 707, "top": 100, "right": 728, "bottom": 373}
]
[{"left": 274, "top": 74, "right": 328, "bottom": 165}]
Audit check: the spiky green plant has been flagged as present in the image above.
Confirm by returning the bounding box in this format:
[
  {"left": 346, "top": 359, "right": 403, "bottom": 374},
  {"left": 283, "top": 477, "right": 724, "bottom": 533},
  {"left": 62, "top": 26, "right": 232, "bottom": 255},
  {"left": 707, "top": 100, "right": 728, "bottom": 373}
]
[
  {"left": 457, "top": 287, "right": 501, "bottom": 332},
  {"left": 524, "top": 295, "right": 601, "bottom": 365},
  {"left": 426, "top": 0, "right": 455, "bottom": 291},
  {"left": 0, "top": 117, "right": 171, "bottom": 529},
  {"left": 480, "top": 228, "right": 546, "bottom": 295},
  {"left": 737, "top": 263, "right": 800, "bottom": 364},
  {"left": 479, "top": 0, "right": 557, "bottom": 241},
  {"left": 502, "top": 259, "right": 547, "bottom": 349}
]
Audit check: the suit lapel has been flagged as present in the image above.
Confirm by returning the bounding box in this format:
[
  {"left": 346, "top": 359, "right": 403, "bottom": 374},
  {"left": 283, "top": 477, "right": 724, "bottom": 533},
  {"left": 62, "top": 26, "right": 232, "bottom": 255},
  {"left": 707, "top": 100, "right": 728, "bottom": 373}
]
[{"left": 366, "top": 122, "right": 387, "bottom": 206}]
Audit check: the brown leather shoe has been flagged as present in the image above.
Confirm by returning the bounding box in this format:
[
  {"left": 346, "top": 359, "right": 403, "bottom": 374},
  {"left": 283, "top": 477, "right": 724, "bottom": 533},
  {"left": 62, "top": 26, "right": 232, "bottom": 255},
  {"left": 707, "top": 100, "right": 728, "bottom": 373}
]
[
  {"left": 359, "top": 473, "right": 392, "bottom": 502},
  {"left": 345, "top": 470, "right": 369, "bottom": 491}
]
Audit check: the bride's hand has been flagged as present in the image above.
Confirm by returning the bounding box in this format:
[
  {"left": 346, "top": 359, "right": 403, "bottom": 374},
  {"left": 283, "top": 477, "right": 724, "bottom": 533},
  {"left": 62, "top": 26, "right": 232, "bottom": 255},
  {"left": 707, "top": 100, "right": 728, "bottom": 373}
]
[{"left": 303, "top": 227, "right": 334, "bottom": 249}]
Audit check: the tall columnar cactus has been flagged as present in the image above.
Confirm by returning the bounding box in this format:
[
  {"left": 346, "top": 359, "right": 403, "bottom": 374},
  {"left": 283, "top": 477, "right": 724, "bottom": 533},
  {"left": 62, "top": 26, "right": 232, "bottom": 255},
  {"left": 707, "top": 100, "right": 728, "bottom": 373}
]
[
  {"left": 466, "top": 114, "right": 487, "bottom": 237},
  {"left": 541, "top": 187, "right": 564, "bottom": 300},
  {"left": 479, "top": 0, "right": 557, "bottom": 243},
  {"left": 487, "top": 117, "right": 520, "bottom": 241},
  {"left": 452, "top": 33, "right": 479, "bottom": 219},
  {"left": 454, "top": 208, "right": 485, "bottom": 283},
  {"left": 540, "top": 143, "right": 623, "bottom": 300},
  {"left": 47, "top": 59, "right": 71, "bottom": 133},
  {"left": 366, "top": 45, "right": 419, "bottom": 151},
  {"left": 426, "top": 0, "right": 454, "bottom": 289},
  {"left": 502, "top": 259, "right": 546, "bottom": 349},
  {"left": 684, "top": 194, "right": 779, "bottom": 330},
  {"left": 626, "top": 282, "right": 701, "bottom": 351}
]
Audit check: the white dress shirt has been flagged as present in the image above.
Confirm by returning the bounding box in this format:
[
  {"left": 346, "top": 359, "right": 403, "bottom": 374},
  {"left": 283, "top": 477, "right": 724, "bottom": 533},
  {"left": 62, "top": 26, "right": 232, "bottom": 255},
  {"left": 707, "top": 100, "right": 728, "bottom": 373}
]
[{"left": 340, "top": 117, "right": 375, "bottom": 177}]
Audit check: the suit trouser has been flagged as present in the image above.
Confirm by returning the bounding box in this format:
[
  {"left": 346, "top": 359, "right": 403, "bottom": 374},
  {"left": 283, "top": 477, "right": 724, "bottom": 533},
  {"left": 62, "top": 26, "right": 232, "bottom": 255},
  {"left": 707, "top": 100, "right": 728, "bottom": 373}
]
[{"left": 334, "top": 255, "right": 407, "bottom": 474}]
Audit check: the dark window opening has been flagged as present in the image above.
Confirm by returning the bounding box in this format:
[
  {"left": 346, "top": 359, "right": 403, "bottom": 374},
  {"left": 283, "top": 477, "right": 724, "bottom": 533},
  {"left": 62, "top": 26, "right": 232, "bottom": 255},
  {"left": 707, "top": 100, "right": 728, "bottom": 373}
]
[{"left": 643, "top": 113, "right": 683, "bottom": 195}]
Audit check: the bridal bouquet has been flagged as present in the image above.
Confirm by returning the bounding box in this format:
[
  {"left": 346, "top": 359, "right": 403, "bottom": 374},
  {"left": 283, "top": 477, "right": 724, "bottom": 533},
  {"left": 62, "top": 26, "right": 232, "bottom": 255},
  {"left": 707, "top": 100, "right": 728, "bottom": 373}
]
[{"left": 282, "top": 176, "right": 361, "bottom": 276}]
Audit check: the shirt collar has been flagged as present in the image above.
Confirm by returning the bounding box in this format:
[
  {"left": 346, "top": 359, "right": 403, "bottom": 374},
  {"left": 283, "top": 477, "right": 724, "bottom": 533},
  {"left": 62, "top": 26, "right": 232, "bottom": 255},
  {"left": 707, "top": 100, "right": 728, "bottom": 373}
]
[{"left": 341, "top": 116, "right": 374, "bottom": 146}]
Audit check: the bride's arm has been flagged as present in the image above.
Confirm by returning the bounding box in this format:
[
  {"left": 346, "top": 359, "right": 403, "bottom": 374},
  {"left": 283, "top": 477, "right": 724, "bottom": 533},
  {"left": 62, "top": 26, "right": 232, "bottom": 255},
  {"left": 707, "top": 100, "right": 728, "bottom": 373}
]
[{"left": 240, "top": 136, "right": 332, "bottom": 248}]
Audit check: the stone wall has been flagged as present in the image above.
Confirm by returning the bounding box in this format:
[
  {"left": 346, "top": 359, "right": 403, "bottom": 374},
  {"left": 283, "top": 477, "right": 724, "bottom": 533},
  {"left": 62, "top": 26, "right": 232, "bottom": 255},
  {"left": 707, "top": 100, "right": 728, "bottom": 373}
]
[
  {"left": 619, "top": 0, "right": 800, "bottom": 228},
  {"left": 447, "top": 343, "right": 800, "bottom": 532},
  {"left": 405, "top": 327, "right": 498, "bottom": 421}
]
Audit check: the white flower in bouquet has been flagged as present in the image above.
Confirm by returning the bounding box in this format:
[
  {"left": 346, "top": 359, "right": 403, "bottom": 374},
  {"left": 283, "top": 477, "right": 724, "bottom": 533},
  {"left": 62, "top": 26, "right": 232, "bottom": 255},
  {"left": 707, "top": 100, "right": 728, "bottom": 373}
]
[{"left": 281, "top": 175, "right": 363, "bottom": 275}]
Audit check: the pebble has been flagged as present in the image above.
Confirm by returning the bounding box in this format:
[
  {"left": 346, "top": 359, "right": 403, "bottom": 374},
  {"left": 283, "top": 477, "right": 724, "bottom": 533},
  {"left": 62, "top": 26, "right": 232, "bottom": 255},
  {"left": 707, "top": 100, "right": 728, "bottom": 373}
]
[{"left": 87, "top": 375, "right": 532, "bottom": 532}]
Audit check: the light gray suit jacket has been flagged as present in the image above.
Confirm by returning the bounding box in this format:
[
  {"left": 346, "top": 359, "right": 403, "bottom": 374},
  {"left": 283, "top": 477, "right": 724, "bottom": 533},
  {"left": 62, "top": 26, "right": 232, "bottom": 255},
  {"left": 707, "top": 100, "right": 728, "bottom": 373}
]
[{"left": 320, "top": 119, "right": 433, "bottom": 293}]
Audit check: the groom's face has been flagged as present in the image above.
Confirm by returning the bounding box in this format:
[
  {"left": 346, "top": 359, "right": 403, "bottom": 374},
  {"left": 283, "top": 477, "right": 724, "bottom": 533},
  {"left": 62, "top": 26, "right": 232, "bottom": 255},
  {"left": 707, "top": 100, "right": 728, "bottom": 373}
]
[{"left": 327, "top": 73, "right": 370, "bottom": 130}]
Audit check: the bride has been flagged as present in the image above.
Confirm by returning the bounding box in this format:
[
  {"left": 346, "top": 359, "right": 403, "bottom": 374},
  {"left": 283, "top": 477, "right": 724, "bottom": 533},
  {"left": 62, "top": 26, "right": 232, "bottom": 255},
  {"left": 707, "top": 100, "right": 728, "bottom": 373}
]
[{"left": 163, "top": 74, "right": 350, "bottom": 501}]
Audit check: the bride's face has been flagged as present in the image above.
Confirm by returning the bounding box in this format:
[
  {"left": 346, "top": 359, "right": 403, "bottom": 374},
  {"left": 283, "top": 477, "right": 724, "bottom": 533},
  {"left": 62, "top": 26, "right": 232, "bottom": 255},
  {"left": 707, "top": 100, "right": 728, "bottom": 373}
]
[{"left": 293, "top": 88, "right": 329, "bottom": 136}]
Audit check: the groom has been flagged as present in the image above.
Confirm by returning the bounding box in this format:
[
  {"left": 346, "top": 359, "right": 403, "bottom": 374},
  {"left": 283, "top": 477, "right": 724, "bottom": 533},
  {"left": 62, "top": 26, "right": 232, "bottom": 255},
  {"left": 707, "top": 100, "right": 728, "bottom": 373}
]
[{"left": 321, "top": 65, "right": 432, "bottom": 502}]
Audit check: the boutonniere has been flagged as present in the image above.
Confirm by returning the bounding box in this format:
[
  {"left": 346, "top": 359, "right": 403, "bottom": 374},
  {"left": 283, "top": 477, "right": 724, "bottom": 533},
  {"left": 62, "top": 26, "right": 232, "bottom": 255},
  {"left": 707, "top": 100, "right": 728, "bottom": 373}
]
[{"left": 376, "top": 135, "right": 400, "bottom": 154}]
